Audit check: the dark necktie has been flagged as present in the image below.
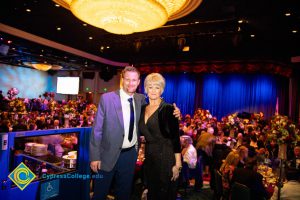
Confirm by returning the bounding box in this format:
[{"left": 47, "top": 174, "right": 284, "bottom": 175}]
[{"left": 128, "top": 98, "right": 134, "bottom": 142}]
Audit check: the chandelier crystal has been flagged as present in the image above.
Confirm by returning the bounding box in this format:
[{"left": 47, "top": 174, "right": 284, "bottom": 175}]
[{"left": 53, "top": 0, "right": 202, "bottom": 34}]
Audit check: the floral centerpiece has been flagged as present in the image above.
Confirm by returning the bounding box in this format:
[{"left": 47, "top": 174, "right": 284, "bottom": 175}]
[
  {"left": 268, "top": 115, "right": 292, "bottom": 144},
  {"left": 221, "top": 112, "right": 240, "bottom": 130},
  {"left": 268, "top": 114, "right": 300, "bottom": 159},
  {"left": 7, "top": 87, "right": 19, "bottom": 100},
  {"left": 6, "top": 88, "right": 26, "bottom": 113},
  {"left": 48, "top": 99, "right": 57, "bottom": 111},
  {"left": 9, "top": 98, "right": 26, "bottom": 113},
  {"left": 251, "top": 112, "right": 264, "bottom": 122},
  {"left": 61, "top": 100, "right": 77, "bottom": 128},
  {"left": 86, "top": 104, "right": 97, "bottom": 115},
  {"left": 193, "top": 108, "right": 214, "bottom": 124},
  {"left": 63, "top": 100, "right": 77, "bottom": 115}
]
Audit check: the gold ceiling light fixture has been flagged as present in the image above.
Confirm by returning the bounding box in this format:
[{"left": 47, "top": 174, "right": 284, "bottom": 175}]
[
  {"left": 53, "top": 0, "right": 202, "bottom": 34},
  {"left": 51, "top": 65, "right": 64, "bottom": 70},
  {"left": 24, "top": 62, "right": 53, "bottom": 71}
]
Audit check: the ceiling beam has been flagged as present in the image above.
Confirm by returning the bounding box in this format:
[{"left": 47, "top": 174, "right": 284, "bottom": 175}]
[{"left": 0, "top": 23, "right": 129, "bottom": 67}]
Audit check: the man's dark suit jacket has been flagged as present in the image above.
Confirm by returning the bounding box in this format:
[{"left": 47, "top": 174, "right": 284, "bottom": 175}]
[{"left": 232, "top": 168, "right": 268, "bottom": 200}]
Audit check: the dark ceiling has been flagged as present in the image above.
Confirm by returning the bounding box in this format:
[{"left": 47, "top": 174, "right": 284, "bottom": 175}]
[{"left": 0, "top": 0, "right": 300, "bottom": 71}]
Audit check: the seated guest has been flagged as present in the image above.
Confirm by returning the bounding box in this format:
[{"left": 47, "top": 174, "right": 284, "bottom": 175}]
[
  {"left": 196, "top": 131, "right": 215, "bottom": 189},
  {"left": 12, "top": 118, "right": 28, "bottom": 132},
  {"left": 181, "top": 136, "right": 197, "bottom": 169},
  {"left": 234, "top": 133, "right": 243, "bottom": 149},
  {"left": 289, "top": 146, "right": 300, "bottom": 169},
  {"left": 0, "top": 120, "right": 11, "bottom": 132},
  {"left": 257, "top": 139, "right": 265, "bottom": 150},
  {"left": 266, "top": 139, "right": 279, "bottom": 161},
  {"left": 45, "top": 117, "right": 54, "bottom": 129},
  {"left": 28, "top": 123, "right": 37, "bottom": 130},
  {"left": 180, "top": 135, "right": 197, "bottom": 188},
  {"left": 212, "top": 137, "right": 232, "bottom": 170},
  {"left": 232, "top": 158, "right": 268, "bottom": 200},
  {"left": 219, "top": 151, "right": 240, "bottom": 200},
  {"left": 236, "top": 145, "right": 248, "bottom": 168},
  {"left": 53, "top": 119, "right": 60, "bottom": 129},
  {"left": 241, "top": 136, "right": 256, "bottom": 158},
  {"left": 271, "top": 168, "right": 300, "bottom": 200},
  {"left": 35, "top": 117, "right": 46, "bottom": 130},
  {"left": 249, "top": 135, "right": 258, "bottom": 149},
  {"left": 256, "top": 147, "right": 271, "bottom": 165},
  {"left": 183, "top": 114, "right": 192, "bottom": 128}
]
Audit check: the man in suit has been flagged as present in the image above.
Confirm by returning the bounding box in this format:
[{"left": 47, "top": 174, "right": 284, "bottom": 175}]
[
  {"left": 232, "top": 158, "right": 268, "bottom": 200},
  {"left": 289, "top": 145, "right": 300, "bottom": 169},
  {"left": 90, "top": 66, "right": 180, "bottom": 200}
]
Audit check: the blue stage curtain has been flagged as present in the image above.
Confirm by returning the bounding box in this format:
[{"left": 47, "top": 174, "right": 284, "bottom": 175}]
[
  {"left": 141, "top": 73, "right": 287, "bottom": 119},
  {"left": 198, "top": 73, "right": 280, "bottom": 119},
  {"left": 140, "top": 73, "right": 196, "bottom": 115}
]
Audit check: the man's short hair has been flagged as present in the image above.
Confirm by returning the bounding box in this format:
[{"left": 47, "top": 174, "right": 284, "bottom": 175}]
[
  {"left": 245, "top": 157, "right": 257, "bottom": 169},
  {"left": 121, "top": 66, "right": 140, "bottom": 78}
]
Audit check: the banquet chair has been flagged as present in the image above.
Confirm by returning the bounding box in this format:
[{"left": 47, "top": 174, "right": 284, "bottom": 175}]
[{"left": 230, "top": 182, "right": 250, "bottom": 200}]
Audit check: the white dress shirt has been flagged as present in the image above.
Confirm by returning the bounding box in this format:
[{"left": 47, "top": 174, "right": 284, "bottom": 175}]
[
  {"left": 183, "top": 144, "right": 197, "bottom": 169},
  {"left": 120, "top": 89, "right": 137, "bottom": 148}
]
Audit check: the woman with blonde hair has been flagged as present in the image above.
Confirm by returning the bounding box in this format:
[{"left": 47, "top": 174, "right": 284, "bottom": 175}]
[
  {"left": 139, "top": 73, "right": 181, "bottom": 200},
  {"left": 236, "top": 145, "right": 248, "bottom": 168},
  {"left": 196, "top": 131, "right": 215, "bottom": 157},
  {"left": 195, "top": 131, "right": 215, "bottom": 188},
  {"left": 219, "top": 151, "right": 240, "bottom": 199}
]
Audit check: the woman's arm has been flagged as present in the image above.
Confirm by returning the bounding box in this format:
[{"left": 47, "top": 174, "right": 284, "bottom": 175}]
[
  {"left": 171, "top": 153, "right": 182, "bottom": 181},
  {"left": 160, "top": 103, "right": 182, "bottom": 181}
]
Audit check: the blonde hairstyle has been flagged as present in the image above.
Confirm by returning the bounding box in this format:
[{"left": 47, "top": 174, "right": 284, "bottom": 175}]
[
  {"left": 220, "top": 151, "right": 240, "bottom": 171},
  {"left": 196, "top": 131, "right": 215, "bottom": 156},
  {"left": 237, "top": 145, "right": 248, "bottom": 158},
  {"left": 144, "top": 73, "right": 165, "bottom": 94}
]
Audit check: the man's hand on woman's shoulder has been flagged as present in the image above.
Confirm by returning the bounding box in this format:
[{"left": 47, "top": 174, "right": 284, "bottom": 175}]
[{"left": 173, "top": 103, "right": 181, "bottom": 120}]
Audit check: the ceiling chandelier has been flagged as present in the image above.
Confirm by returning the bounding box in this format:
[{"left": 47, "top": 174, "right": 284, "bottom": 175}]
[
  {"left": 53, "top": 0, "right": 202, "bottom": 34},
  {"left": 24, "top": 62, "right": 63, "bottom": 71}
]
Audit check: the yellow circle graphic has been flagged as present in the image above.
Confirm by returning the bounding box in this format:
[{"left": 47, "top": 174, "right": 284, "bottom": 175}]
[{"left": 13, "top": 168, "right": 30, "bottom": 185}]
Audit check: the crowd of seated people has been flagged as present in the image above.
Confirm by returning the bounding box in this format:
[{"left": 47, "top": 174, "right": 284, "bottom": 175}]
[
  {"left": 177, "top": 108, "right": 300, "bottom": 199},
  {"left": 1, "top": 89, "right": 300, "bottom": 199},
  {"left": 0, "top": 91, "right": 97, "bottom": 133}
]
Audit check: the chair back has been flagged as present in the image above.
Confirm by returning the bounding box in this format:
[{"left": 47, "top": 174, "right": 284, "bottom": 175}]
[{"left": 231, "top": 182, "right": 250, "bottom": 200}]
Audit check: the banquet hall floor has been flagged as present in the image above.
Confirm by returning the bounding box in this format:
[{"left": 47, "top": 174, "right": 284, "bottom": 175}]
[
  {"left": 176, "top": 181, "right": 214, "bottom": 200},
  {"left": 129, "top": 179, "right": 214, "bottom": 200},
  {"left": 98, "top": 175, "right": 214, "bottom": 200}
]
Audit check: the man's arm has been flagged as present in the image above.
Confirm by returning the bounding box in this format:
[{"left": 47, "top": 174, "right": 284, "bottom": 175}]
[{"left": 90, "top": 95, "right": 105, "bottom": 172}]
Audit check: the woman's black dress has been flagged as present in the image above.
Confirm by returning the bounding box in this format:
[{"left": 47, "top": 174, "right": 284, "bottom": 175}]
[{"left": 139, "top": 102, "right": 179, "bottom": 200}]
